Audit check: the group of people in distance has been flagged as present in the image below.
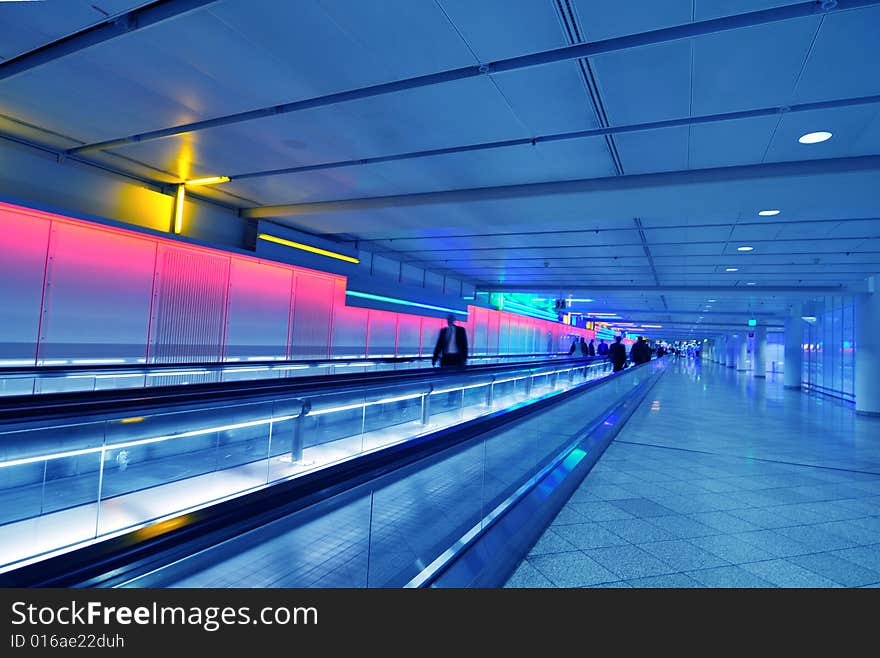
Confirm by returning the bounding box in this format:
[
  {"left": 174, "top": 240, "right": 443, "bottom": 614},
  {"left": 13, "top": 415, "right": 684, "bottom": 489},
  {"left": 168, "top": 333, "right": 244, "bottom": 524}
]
[
  {"left": 429, "top": 313, "right": 656, "bottom": 373},
  {"left": 570, "top": 334, "right": 653, "bottom": 372}
]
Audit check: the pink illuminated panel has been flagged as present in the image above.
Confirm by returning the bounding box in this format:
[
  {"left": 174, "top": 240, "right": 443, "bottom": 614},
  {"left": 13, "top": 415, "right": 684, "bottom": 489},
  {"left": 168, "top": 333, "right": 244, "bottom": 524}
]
[
  {"left": 330, "top": 279, "right": 367, "bottom": 357},
  {"left": 224, "top": 259, "right": 293, "bottom": 359},
  {"left": 396, "top": 313, "right": 422, "bottom": 357},
  {"left": 366, "top": 310, "right": 398, "bottom": 357},
  {"left": 0, "top": 206, "right": 50, "bottom": 363},
  {"left": 291, "top": 271, "right": 336, "bottom": 358},
  {"left": 40, "top": 221, "right": 156, "bottom": 363},
  {"left": 150, "top": 245, "right": 229, "bottom": 363}
]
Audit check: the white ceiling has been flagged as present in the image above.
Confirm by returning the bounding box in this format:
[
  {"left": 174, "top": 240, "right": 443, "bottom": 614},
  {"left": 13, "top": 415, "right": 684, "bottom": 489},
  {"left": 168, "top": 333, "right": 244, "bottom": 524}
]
[{"left": 1, "top": 0, "right": 879, "bottom": 336}]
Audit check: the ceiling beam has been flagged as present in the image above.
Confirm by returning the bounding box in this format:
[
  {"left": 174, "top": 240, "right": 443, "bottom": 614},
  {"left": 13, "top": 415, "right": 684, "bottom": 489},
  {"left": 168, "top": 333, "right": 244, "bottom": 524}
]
[
  {"left": 0, "top": 0, "right": 220, "bottom": 81},
  {"left": 65, "top": 0, "right": 879, "bottom": 155},
  {"left": 242, "top": 155, "right": 880, "bottom": 218}
]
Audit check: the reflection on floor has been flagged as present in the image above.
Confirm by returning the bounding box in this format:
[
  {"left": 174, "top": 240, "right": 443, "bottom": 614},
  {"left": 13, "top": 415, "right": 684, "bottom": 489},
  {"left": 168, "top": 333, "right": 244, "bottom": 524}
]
[
  {"left": 506, "top": 358, "right": 880, "bottom": 588},
  {"left": 0, "top": 364, "right": 606, "bottom": 571}
]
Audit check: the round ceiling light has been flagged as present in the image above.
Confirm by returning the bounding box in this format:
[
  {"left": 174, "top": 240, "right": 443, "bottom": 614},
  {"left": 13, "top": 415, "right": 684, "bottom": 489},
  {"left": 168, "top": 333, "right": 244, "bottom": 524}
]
[{"left": 798, "top": 131, "right": 832, "bottom": 144}]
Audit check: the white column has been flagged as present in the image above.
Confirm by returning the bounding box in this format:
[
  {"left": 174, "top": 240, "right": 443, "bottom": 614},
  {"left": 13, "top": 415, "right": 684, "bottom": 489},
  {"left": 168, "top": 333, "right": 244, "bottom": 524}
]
[
  {"left": 738, "top": 334, "right": 749, "bottom": 371},
  {"left": 783, "top": 308, "right": 803, "bottom": 390},
  {"left": 730, "top": 335, "right": 741, "bottom": 368},
  {"left": 718, "top": 336, "right": 727, "bottom": 366},
  {"left": 754, "top": 326, "right": 767, "bottom": 378},
  {"left": 855, "top": 280, "right": 880, "bottom": 415}
]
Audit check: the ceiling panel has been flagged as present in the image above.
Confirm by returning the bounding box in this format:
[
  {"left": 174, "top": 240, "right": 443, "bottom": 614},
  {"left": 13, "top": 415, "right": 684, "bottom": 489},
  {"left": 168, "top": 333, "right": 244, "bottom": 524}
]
[
  {"left": 436, "top": 0, "right": 566, "bottom": 61},
  {"left": 613, "top": 126, "right": 690, "bottom": 174},
  {"left": 688, "top": 115, "right": 778, "bottom": 169},
  {"left": 572, "top": 0, "right": 692, "bottom": 41},
  {"left": 591, "top": 43, "right": 692, "bottom": 125},
  {"left": 691, "top": 16, "right": 820, "bottom": 115},
  {"left": 763, "top": 105, "right": 880, "bottom": 163},
  {"left": 0, "top": 0, "right": 150, "bottom": 60},
  {"left": 793, "top": 4, "right": 880, "bottom": 102},
  {"left": 492, "top": 63, "right": 605, "bottom": 135}
]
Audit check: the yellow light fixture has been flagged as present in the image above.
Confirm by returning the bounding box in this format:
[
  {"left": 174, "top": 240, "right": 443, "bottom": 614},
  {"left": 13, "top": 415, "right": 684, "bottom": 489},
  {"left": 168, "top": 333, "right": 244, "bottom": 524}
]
[
  {"left": 173, "top": 184, "right": 185, "bottom": 234},
  {"left": 258, "top": 233, "right": 359, "bottom": 264},
  {"left": 185, "top": 176, "right": 230, "bottom": 186}
]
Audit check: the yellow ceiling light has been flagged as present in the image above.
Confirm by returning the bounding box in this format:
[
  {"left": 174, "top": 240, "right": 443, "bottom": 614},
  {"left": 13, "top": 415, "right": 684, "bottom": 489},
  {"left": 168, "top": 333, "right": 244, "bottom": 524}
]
[
  {"left": 185, "top": 176, "right": 231, "bottom": 186},
  {"left": 258, "top": 233, "right": 360, "bottom": 264}
]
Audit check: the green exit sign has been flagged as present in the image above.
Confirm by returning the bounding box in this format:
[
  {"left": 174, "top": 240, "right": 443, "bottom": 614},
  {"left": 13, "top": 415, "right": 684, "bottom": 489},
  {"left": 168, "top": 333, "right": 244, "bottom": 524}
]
[{"left": 748, "top": 319, "right": 757, "bottom": 327}]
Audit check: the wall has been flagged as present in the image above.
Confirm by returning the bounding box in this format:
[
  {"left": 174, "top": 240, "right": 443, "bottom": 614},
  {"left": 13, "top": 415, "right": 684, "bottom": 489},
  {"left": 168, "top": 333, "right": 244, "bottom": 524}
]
[
  {"left": 801, "top": 296, "right": 856, "bottom": 401},
  {"left": 0, "top": 200, "right": 594, "bottom": 366}
]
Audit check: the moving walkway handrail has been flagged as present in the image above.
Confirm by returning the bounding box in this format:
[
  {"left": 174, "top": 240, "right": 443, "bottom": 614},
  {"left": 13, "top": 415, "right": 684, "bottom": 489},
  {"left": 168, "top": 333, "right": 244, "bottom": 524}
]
[
  {"left": 0, "top": 355, "right": 610, "bottom": 425},
  {"left": 0, "top": 359, "right": 653, "bottom": 587},
  {"left": 0, "top": 351, "right": 570, "bottom": 378}
]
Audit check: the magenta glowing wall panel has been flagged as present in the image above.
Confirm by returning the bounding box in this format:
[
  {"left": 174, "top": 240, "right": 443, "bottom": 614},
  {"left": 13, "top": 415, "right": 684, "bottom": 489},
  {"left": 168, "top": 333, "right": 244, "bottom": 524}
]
[
  {"left": 0, "top": 205, "right": 50, "bottom": 364},
  {"left": 0, "top": 201, "right": 599, "bottom": 365},
  {"left": 39, "top": 220, "right": 156, "bottom": 364}
]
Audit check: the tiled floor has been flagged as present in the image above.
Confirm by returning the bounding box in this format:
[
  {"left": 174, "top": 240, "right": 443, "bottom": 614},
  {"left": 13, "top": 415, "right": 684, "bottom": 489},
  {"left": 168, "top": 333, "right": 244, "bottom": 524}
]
[{"left": 506, "top": 358, "right": 880, "bottom": 588}]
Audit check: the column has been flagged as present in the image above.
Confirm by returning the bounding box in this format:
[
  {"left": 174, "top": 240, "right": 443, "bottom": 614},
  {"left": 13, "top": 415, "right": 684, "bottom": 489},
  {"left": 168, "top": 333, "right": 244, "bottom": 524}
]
[
  {"left": 754, "top": 326, "right": 767, "bottom": 378},
  {"left": 737, "top": 334, "right": 749, "bottom": 371},
  {"left": 783, "top": 308, "right": 803, "bottom": 390},
  {"left": 727, "top": 335, "right": 738, "bottom": 368},
  {"left": 718, "top": 336, "right": 727, "bottom": 366},
  {"left": 855, "top": 280, "right": 880, "bottom": 415}
]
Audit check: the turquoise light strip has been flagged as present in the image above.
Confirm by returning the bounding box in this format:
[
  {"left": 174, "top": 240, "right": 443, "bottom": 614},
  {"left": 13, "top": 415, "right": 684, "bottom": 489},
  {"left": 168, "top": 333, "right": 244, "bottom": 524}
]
[{"left": 346, "top": 290, "right": 467, "bottom": 316}]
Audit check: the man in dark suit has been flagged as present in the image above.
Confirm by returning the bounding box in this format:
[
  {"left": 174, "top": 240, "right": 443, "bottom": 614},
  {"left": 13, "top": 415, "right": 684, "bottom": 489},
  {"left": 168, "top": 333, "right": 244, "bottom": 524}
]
[
  {"left": 433, "top": 314, "right": 468, "bottom": 368},
  {"left": 608, "top": 335, "right": 627, "bottom": 372}
]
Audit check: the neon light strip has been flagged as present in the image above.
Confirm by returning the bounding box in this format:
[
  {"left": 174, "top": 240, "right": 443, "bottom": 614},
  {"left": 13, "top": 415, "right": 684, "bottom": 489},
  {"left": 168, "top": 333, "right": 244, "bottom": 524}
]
[
  {"left": 310, "top": 392, "right": 425, "bottom": 416},
  {"left": 258, "top": 233, "right": 360, "bottom": 264},
  {"left": 173, "top": 185, "right": 185, "bottom": 234},
  {"left": 346, "top": 290, "right": 466, "bottom": 316},
  {"left": 185, "top": 176, "right": 230, "bottom": 186},
  {"left": 431, "top": 382, "right": 490, "bottom": 395}
]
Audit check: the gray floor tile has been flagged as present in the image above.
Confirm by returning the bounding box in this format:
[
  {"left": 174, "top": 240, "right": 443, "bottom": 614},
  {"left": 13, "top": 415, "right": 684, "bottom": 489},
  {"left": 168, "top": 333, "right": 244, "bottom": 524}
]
[
  {"left": 567, "top": 501, "right": 636, "bottom": 522},
  {"left": 789, "top": 552, "right": 880, "bottom": 587},
  {"left": 637, "top": 539, "right": 729, "bottom": 571},
  {"left": 611, "top": 497, "right": 676, "bottom": 518},
  {"left": 733, "top": 529, "right": 816, "bottom": 558},
  {"left": 830, "top": 545, "right": 880, "bottom": 572},
  {"left": 552, "top": 522, "right": 629, "bottom": 550},
  {"left": 527, "top": 528, "right": 577, "bottom": 556},
  {"left": 527, "top": 551, "right": 620, "bottom": 588},
  {"left": 549, "top": 504, "right": 589, "bottom": 526},
  {"left": 584, "top": 544, "right": 678, "bottom": 580},
  {"left": 689, "top": 511, "right": 762, "bottom": 533},
  {"left": 625, "top": 573, "right": 704, "bottom": 588},
  {"left": 688, "top": 534, "right": 778, "bottom": 564},
  {"left": 740, "top": 559, "right": 844, "bottom": 587},
  {"left": 773, "top": 524, "right": 859, "bottom": 552},
  {"left": 646, "top": 515, "right": 719, "bottom": 539},
  {"left": 688, "top": 565, "right": 776, "bottom": 588},
  {"left": 504, "top": 560, "right": 556, "bottom": 588},
  {"left": 816, "top": 520, "right": 880, "bottom": 546},
  {"left": 598, "top": 518, "right": 677, "bottom": 544}
]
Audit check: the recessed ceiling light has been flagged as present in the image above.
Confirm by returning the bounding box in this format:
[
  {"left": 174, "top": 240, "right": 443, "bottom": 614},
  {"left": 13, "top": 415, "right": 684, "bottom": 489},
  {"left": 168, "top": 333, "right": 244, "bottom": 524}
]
[
  {"left": 798, "top": 131, "right": 832, "bottom": 144},
  {"left": 746, "top": 282, "right": 757, "bottom": 286},
  {"left": 707, "top": 299, "right": 717, "bottom": 302},
  {"left": 758, "top": 210, "right": 780, "bottom": 216},
  {"left": 737, "top": 246, "right": 754, "bottom": 252},
  {"left": 725, "top": 267, "right": 739, "bottom": 272}
]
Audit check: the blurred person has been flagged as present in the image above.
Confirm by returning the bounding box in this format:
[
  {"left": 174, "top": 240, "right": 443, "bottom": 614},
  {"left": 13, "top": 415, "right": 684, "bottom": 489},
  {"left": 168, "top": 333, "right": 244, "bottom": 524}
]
[
  {"left": 433, "top": 314, "right": 468, "bottom": 368},
  {"left": 609, "top": 335, "right": 627, "bottom": 372}
]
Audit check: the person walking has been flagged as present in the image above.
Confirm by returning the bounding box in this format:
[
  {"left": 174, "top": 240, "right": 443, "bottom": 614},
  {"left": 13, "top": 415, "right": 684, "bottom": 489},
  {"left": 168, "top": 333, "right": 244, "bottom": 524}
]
[
  {"left": 608, "top": 335, "right": 627, "bottom": 372},
  {"left": 597, "top": 339, "right": 609, "bottom": 357},
  {"left": 588, "top": 339, "right": 596, "bottom": 357},
  {"left": 432, "top": 314, "right": 468, "bottom": 368}
]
